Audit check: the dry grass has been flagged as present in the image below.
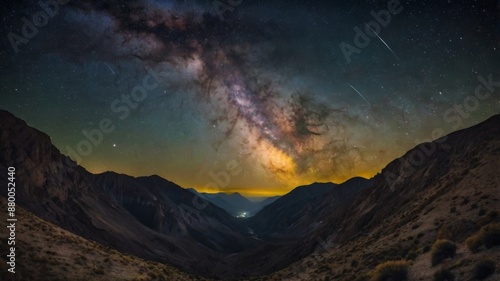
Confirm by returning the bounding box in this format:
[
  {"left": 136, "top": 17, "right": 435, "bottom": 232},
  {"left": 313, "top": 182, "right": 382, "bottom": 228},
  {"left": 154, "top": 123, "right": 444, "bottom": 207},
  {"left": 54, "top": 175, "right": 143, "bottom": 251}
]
[
  {"left": 0, "top": 197, "right": 208, "bottom": 281},
  {"left": 370, "top": 260, "right": 409, "bottom": 281},
  {"left": 430, "top": 240, "right": 457, "bottom": 266},
  {"left": 466, "top": 223, "right": 500, "bottom": 253}
]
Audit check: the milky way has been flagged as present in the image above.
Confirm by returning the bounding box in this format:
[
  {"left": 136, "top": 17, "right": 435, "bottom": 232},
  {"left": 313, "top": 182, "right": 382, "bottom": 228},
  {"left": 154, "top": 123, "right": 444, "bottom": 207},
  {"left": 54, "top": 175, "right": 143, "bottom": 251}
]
[{"left": 1, "top": 0, "right": 498, "bottom": 195}]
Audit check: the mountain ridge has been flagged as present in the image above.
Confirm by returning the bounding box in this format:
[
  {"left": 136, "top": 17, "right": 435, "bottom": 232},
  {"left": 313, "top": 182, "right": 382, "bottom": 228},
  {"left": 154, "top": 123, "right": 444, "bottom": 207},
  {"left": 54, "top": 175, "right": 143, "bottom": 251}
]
[{"left": 1, "top": 109, "right": 499, "bottom": 280}]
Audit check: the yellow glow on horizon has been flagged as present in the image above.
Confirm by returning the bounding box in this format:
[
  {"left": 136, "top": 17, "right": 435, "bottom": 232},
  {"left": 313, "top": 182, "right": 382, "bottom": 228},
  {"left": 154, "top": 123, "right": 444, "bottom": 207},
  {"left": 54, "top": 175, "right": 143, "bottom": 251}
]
[
  {"left": 82, "top": 153, "right": 383, "bottom": 198},
  {"left": 193, "top": 167, "right": 380, "bottom": 197}
]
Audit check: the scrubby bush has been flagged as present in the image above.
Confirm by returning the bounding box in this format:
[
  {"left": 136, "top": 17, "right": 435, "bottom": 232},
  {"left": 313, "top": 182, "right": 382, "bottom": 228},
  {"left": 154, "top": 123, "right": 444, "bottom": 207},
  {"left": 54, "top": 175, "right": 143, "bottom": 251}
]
[
  {"left": 370, "top": 260, "right": 409, "bottom": 281},
  {"left": 466, "top": 235, "right": 481, "bottom": 253},
  {"left": 473, "top": 259, "right": 496, "bottom": 280},
  {"left": 431, "top": 240, "right": 456, "bottom": 266},
  {"left": 433, "top": 268, "right": 455, "bottom": 281},
  {"left": 466, "top": 223, "right": 500, "bottom": 253}
]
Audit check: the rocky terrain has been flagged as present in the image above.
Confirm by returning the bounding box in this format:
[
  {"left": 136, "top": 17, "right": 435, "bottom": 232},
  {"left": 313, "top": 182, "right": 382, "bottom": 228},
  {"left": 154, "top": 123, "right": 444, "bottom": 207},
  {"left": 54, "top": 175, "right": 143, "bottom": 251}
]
[
  {"left": 1, "top": 109, "right": 499, "bottom": 280},
  {"left": 258, "top": 114, "right": 500, "bottom": 280}
]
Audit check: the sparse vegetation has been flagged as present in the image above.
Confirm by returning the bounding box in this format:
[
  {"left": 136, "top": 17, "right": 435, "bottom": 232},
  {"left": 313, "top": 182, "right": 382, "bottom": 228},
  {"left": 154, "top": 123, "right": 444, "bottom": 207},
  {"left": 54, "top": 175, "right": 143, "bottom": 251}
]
[
  {"left": 466, "top": 223, "right": 500, "bottom": 252},
  {"left": 431, "top": 240, "right": 456, "bottom": 266},
  {"left": 370, "top": 260, "right": 409, "bottom": 281},
  {"left": 0, "top": 197, "right": 200, "bottom": 281},
  {"left": 473, "top": 259, "right": 496, "bottom": 280}
]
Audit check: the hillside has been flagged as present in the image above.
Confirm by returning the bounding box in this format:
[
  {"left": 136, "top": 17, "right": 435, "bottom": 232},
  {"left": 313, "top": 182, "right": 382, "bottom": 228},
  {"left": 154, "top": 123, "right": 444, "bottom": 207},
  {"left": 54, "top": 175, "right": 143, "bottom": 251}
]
[
  {"left": 1, "top": 109, "right": 499, "bottom": 280},
  {"left": 0, "top": 197, "right": 205, "bottom": 281},
  {"left": 259, "top": 114, "right": 500, "bottom": 280},
  {"left": 0, "top": 109, "right": 256, "bottom": 278}
]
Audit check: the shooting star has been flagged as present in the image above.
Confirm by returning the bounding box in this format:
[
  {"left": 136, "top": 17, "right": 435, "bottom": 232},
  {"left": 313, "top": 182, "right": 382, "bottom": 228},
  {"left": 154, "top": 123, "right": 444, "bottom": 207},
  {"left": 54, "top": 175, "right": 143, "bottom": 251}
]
[
  {"left": 348, "top": 83, "right": 370, "bottom": 105},
  {"left": 365, "top": 24, "right": 402, "bottom": 63},
  {"left": 105, "top": 63, "right": 116, "bottom": 75}
]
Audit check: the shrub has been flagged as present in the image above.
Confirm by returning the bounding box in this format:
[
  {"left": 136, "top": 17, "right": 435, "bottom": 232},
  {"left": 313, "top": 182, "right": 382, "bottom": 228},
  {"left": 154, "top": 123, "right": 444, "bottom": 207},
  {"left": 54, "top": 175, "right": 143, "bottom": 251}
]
[
  {"left": 481, "top": 223, "right": 500, "bottom": 248},
  {"left": 433, "top": 268, "right": 455, "bottom": 281},
  {"left": 466, "top": 236, "right": 481, "bottom": 253},
  {"left": 370, "top": 260, "right": 409, "bottom": 281},
  {"left": 473, "top": 259, "right": 496, "bottom": 280},
  {"left": 466, "top": 223, "right": 500, "bottom": 252},
  {"left": 431, "top": 240, "right": 457, "bottom": 266}
]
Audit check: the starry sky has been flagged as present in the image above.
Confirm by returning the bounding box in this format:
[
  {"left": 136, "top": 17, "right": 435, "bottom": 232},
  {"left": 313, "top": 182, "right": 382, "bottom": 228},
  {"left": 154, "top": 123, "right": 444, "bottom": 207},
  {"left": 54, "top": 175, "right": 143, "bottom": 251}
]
[{"left": 1, "top": 0, "right": 499, "bottom": 196}]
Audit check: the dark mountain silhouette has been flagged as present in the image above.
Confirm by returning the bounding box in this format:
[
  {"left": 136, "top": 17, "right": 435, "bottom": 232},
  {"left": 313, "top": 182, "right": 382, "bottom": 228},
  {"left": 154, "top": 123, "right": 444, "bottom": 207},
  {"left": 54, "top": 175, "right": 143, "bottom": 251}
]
[
  {"left": 1, "top": 109, "right": 499, "bottom": 280},
  {"left": 246, "top": 179, "right": 372, "bottom": 238},
  {"left": 263, "top": 114, "right": 500, "bottom": 280},
  {"left": 0, "top": 109, "right": 257, "bottom": 277}
]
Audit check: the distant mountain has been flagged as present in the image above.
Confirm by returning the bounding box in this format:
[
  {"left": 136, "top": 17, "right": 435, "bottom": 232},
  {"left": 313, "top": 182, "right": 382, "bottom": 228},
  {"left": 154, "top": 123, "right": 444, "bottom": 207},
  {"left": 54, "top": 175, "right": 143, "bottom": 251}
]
[
  {"left": 188, "top": 189, "right": 279, "bottom": 217},
  {"left": 2, "top": 109, "right": 499, "bottom": 280},
  {"left": 0, "top": 109, "right": 257, "bottom": 277},
  {"left": 250, "top": 195, "right": 280, "bottom": 215}
]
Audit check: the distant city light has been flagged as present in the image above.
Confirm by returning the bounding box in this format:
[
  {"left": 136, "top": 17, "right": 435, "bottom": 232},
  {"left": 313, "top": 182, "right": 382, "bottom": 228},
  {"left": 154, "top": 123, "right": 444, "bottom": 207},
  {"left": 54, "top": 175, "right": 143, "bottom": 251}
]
[{"left": 236, "top": 212, "right": 248, "bottom": 218}]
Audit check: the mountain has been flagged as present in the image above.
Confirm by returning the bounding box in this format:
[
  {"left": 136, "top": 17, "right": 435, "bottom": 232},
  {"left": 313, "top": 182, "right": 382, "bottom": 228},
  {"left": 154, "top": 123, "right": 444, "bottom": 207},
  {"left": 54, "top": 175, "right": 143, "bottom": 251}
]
[
  {"left": 263, "top": 114, "right": 500, "bottom": 280},
  {"left": 246, "top": 179, "right": 372, "bottom": 238},
  {"left": 1, "top": 109, "right": 499, "bottom": 280},
  {"left": 249, "top": 196, "right": 280, "bottom": 215},
  {"left": 188, "top": 189, "right": 280, "bottom": 217},
  {"left": 0, "top": 196, "right": 202, "bottom": 281},
  {"left": 0, "top": 109, "right": 257, "bottom": 277}
]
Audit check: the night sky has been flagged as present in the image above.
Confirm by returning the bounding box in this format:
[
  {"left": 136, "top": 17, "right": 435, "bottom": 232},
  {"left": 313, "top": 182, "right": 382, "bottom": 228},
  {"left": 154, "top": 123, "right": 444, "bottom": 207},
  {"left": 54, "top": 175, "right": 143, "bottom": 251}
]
[{"left": 1, "top": 0, "right": 498, "bottom": 196}]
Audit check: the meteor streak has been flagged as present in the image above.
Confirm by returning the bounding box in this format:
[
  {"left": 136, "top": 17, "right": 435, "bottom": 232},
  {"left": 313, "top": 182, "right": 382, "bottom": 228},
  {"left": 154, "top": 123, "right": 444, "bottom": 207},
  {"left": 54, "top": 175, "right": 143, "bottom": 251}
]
[
  {"left": 365, "top": 24, "right": 402, "bottom": 63},
  {"left": 105, "top": 63, "right": 116, "bottom": 75},
  {"left": 348, "top": 83, "right": 370, "bottom": 105}
]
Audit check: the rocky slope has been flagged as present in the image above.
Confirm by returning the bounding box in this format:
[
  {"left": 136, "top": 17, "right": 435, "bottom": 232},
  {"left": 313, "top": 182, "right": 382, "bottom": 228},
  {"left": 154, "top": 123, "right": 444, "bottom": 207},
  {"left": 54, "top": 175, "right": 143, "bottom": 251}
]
[
  {"left": 0, "top": 109, "right": 257, "bottom": 278},
  {"left": 1, "top": 109, "right": 499, "bottom": 280},
  {"left": 0, "top": 196, "right": 206, "bottom": 281},
  {"left": 259, "top": 114, "right": 500, "bottom": 280}
]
